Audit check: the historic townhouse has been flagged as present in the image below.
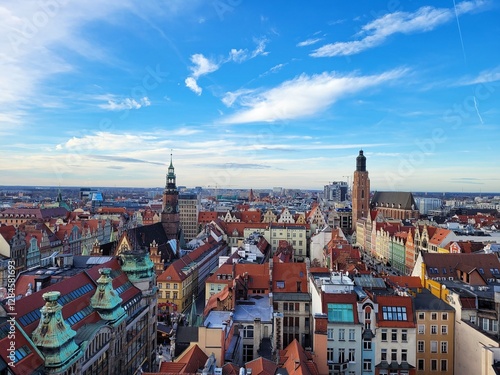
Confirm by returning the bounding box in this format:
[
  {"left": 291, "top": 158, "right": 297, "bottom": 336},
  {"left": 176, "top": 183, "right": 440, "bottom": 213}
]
[
  {"left": 310, "top": 269, "right": 362, "bottom": 375},
  {"left": 272, "top": 260, "right": 311, "bottom": 351},
  {"left": 357, "top": 295, "right": 379, "bottom": 375},
  {"left": 373, "top": 295, "right": 416, "bottom": 375},
  {"left": 414, "top": 291, "right": 454, "bottom": 375}
]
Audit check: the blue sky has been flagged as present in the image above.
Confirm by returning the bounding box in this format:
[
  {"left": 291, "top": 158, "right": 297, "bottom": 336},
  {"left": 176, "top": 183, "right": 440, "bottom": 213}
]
[{"left": 1, "top": 0, "right": 499, "bottom": 192}]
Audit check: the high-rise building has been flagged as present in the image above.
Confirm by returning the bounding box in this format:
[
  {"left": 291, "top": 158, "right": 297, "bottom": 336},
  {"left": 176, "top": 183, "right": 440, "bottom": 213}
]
[
  {"left": 178, "top": 192, "right": 200, "bottom": 241},
  {"left": 352, "top": 150, "right": 370, "bottom": 229},
  {"left": 324, "top": 181, "right": 348, "bottom": 202},
  {"left": 161, "top": 154, "right": 180, "bottom": 242}
]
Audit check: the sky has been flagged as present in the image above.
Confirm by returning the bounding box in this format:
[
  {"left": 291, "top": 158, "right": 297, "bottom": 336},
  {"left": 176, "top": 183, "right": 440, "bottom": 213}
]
[{"left": 1, "top": 0, "right": 499, "bottom": 192}]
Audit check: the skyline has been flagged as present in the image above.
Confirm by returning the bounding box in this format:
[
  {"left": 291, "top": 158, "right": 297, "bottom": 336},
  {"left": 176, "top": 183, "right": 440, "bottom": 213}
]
[{"left": 1, "top": 1, "right": 499, "bottom": 192}]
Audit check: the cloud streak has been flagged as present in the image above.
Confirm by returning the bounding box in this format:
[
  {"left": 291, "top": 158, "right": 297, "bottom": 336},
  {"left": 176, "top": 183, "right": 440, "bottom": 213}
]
[
  {"left": 98, "top": 96, "right": 151, "bottom": 111},
  {"left": 221, "top": 68, "right": 407, "bottom": 124},
  {"left": 185, "top": 37, "right": 268, "bottom": 95},
  {"left": 311, "top": 1, "right": 485, "bottom": 57}
]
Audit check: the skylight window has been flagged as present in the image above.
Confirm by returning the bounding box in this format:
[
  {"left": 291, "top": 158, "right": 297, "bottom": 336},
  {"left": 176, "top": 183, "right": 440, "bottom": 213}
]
[
  {"left": 328, "top": 303, "right": 354, "bottom": 323},
  {"left": 382, "top": 306, "right": 407, "bottom": 321}
]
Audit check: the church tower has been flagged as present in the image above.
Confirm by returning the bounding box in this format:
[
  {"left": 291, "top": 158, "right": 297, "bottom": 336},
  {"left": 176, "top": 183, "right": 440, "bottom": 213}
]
[
  {"left": 161, "top": 153, "right": 180, "bottom": 241},
  {"left": 352, "top": 150, "right": 370, "bottom": 229}
]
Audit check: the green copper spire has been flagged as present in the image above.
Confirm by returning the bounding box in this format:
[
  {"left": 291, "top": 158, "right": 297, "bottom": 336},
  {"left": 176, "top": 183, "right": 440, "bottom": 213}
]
[
  {"left": 188, "top": 294, "right": 198, "bottom": 327},
  {"left": 32, "top": 291, "right": 82, "bottom": 370},
  {"left": 90, "top": 268, "right": 126, "bottom": 324},
  {"left": 120, "top": 250, "right": 155, "bottom": 283}
]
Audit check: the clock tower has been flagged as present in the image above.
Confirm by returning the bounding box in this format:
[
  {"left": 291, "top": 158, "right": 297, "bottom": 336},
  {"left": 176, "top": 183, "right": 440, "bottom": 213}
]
[{"left": 161, "top": 153, "right": 180, "bottom": 241}]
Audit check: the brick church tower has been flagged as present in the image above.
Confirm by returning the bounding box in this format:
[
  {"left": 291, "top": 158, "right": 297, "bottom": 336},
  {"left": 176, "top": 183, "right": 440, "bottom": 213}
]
[
  {"left": 161, "top": 154, "right": 180, "bottom": 241},
  {"left": 352, "top": 150, "right": 370, "bottom": 229}
]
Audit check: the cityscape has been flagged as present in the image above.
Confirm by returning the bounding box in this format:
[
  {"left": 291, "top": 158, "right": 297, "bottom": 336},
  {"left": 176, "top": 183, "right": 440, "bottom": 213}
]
[{"left": 1, "top": 1, "right": 500, "bottom": 375}]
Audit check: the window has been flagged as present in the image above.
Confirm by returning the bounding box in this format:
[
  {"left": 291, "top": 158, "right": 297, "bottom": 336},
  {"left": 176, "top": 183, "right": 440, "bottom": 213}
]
[
  {"left": 418, "top": 340, "right": 425, "bottom": 352},
  {"left": 430, "top": 341, "right": 438, "bottom": 353},
  {"left": 348, "top": 348, "right": 355, "bottom": 362},
  {"left": 391, "top": 329, "right": 397, "bottom": 342},
  {"left": 431, "top": 312, "right": 437, "bottom": 320},
  {"left": 338, "top": 348, "right": 345, "bottom": 363},
  {"left": 381, "top": 329, "right": 387, "bottom": 341},
  {"left": 242, "top": 344, "right": 254, "bottom": 363},
  {"left": 339, "top": 329, "right": 345, "bottom": 341},
  {"left": 441, "top": 341, "right": 448, "bottom": 354},
  {"left": 442, "top": 312, "right": 448, "bottom": 320},
  {"left": 365, "top": 310, "right": 371, "bottom": 320},
  {"left": 431, "top": 325, "right": 438, "bottom": 334},
  {"left": 493, "top": 320, "right": 499, "bottom": 332},
  {"left": 418, "top": 312, "right": 425, "bottom": 320},
  {"left": 363, "top": 359, "right": 372, "bottom": 371},
  {"left": 470, "top": 316, "right": 476, "bottom": 324},
  {"left": 327, "top": 348, "right": 334, "bottom": 362},
  {"left": 441, "top": 325, "right": 448, "bottom": 335},
  {"left": 418, "top": 325, "right": 425, "bottom": 334},
  {"left": 391, "top": 349, "right": 397, "bottom": 361},
  {"left": 483, "top": 318, "right": 489, "bottom": 331},
  {"left": 382, "top": 306, "right": 407, "bottom": 321},
  {"left": 327, "top": 328, "right": 334, "bottom": 340},
  {"left": 276, "top": 281, "right": 285, "bottom": 289},
  {"left": 381, "top": 349, "right": 387, "bottom": 361},
  {"left": 173, "top": 284, "right": 178, "bottom": 289},
  {"left": 431, "top": 359, "right": 437, "bottom": 371},
  {"left": 401, "top": 349, "right": 407, "bottom": 362},
  {"left": 363, "top": 338, "right": 372, "bottom": 350},
  {"left": 328, "top": 303, "right": 354, "bottom": 322},
  {"left": 349, "top": 329, "right": 355, "bottom": 341},
  {"left": 401, "top": 329, "right": 408, "bottom": 342},
  {"left": 441, "top": 359, "right": 448, "bottom": 371},
  {"left": 418, "top": 359, "right": 425, "bottom": 371},
  {"left": 244, "top": 325, "right": 254, "bottom": 338}
]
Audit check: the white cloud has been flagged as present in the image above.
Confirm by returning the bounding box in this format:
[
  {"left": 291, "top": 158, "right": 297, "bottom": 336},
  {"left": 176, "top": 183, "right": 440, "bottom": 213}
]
[
  {"left": 185, "top": 53, "right": 219, "bottom": 94},
  {"left": 222, "top": 89, "right": 256, "bottom": 107},
  {"left": 311, "top": 1, "right": 486, "bottom": 57},
  {"left": 229, "top": 48, "right": 247, "bottom": 63},
  {"left": 186, "top": 38, "right": 268, "bottom": 95},
  {"left": 251, "top": 37, "right": 268, "bottom": 58},
  {"left": 98, "top": 96, "right": 151, "bottom": 111},
  {"left": 297, "top": 38, "right": 322, "bottom": 47},
  {"left": 189, "top": 53, "right": 220, "bottom": 79},
  {"left": 458, "top": 66, "right": 500, "bottom": 85},
  {"left": 221, "top": 68, "right": 407, "bottom": 124},
  {"left": 185, "top": 77, "right": 202, "bottom": 95}
]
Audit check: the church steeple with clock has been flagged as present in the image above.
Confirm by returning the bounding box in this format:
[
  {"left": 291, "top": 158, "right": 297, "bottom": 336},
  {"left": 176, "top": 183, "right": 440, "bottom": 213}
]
[{"left": 161, "top": 153, "right": 180, "bottom": 241}]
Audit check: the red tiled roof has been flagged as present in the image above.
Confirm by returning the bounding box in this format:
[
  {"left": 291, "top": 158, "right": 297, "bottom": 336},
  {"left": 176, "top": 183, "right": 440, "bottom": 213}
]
[
  {"left": 176, "top": 344, "right": 209, "bottom": 373},
  {"left": 0, "top": 225, "right": 16, "bottom": 241},
  {"left": 385, "top": 276, "right": 422, "bottom": 289},
  {"left": 0, "top": 322, "right": 44, "bottom": 374},
  {"left": 279, "top": 339, "right": 319, "bottom": 375},
  {"left": 222, "top": 363, "right": 240, "bottom": 375},
  {"left": 429, "top": 228, "right": 452, "bottom": 245},
  {"left": 246, "top": 357, "right": 278, "bottom": 375},
  {"left": 272, "top": 262, "right": 307, "bottom": 292}
]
